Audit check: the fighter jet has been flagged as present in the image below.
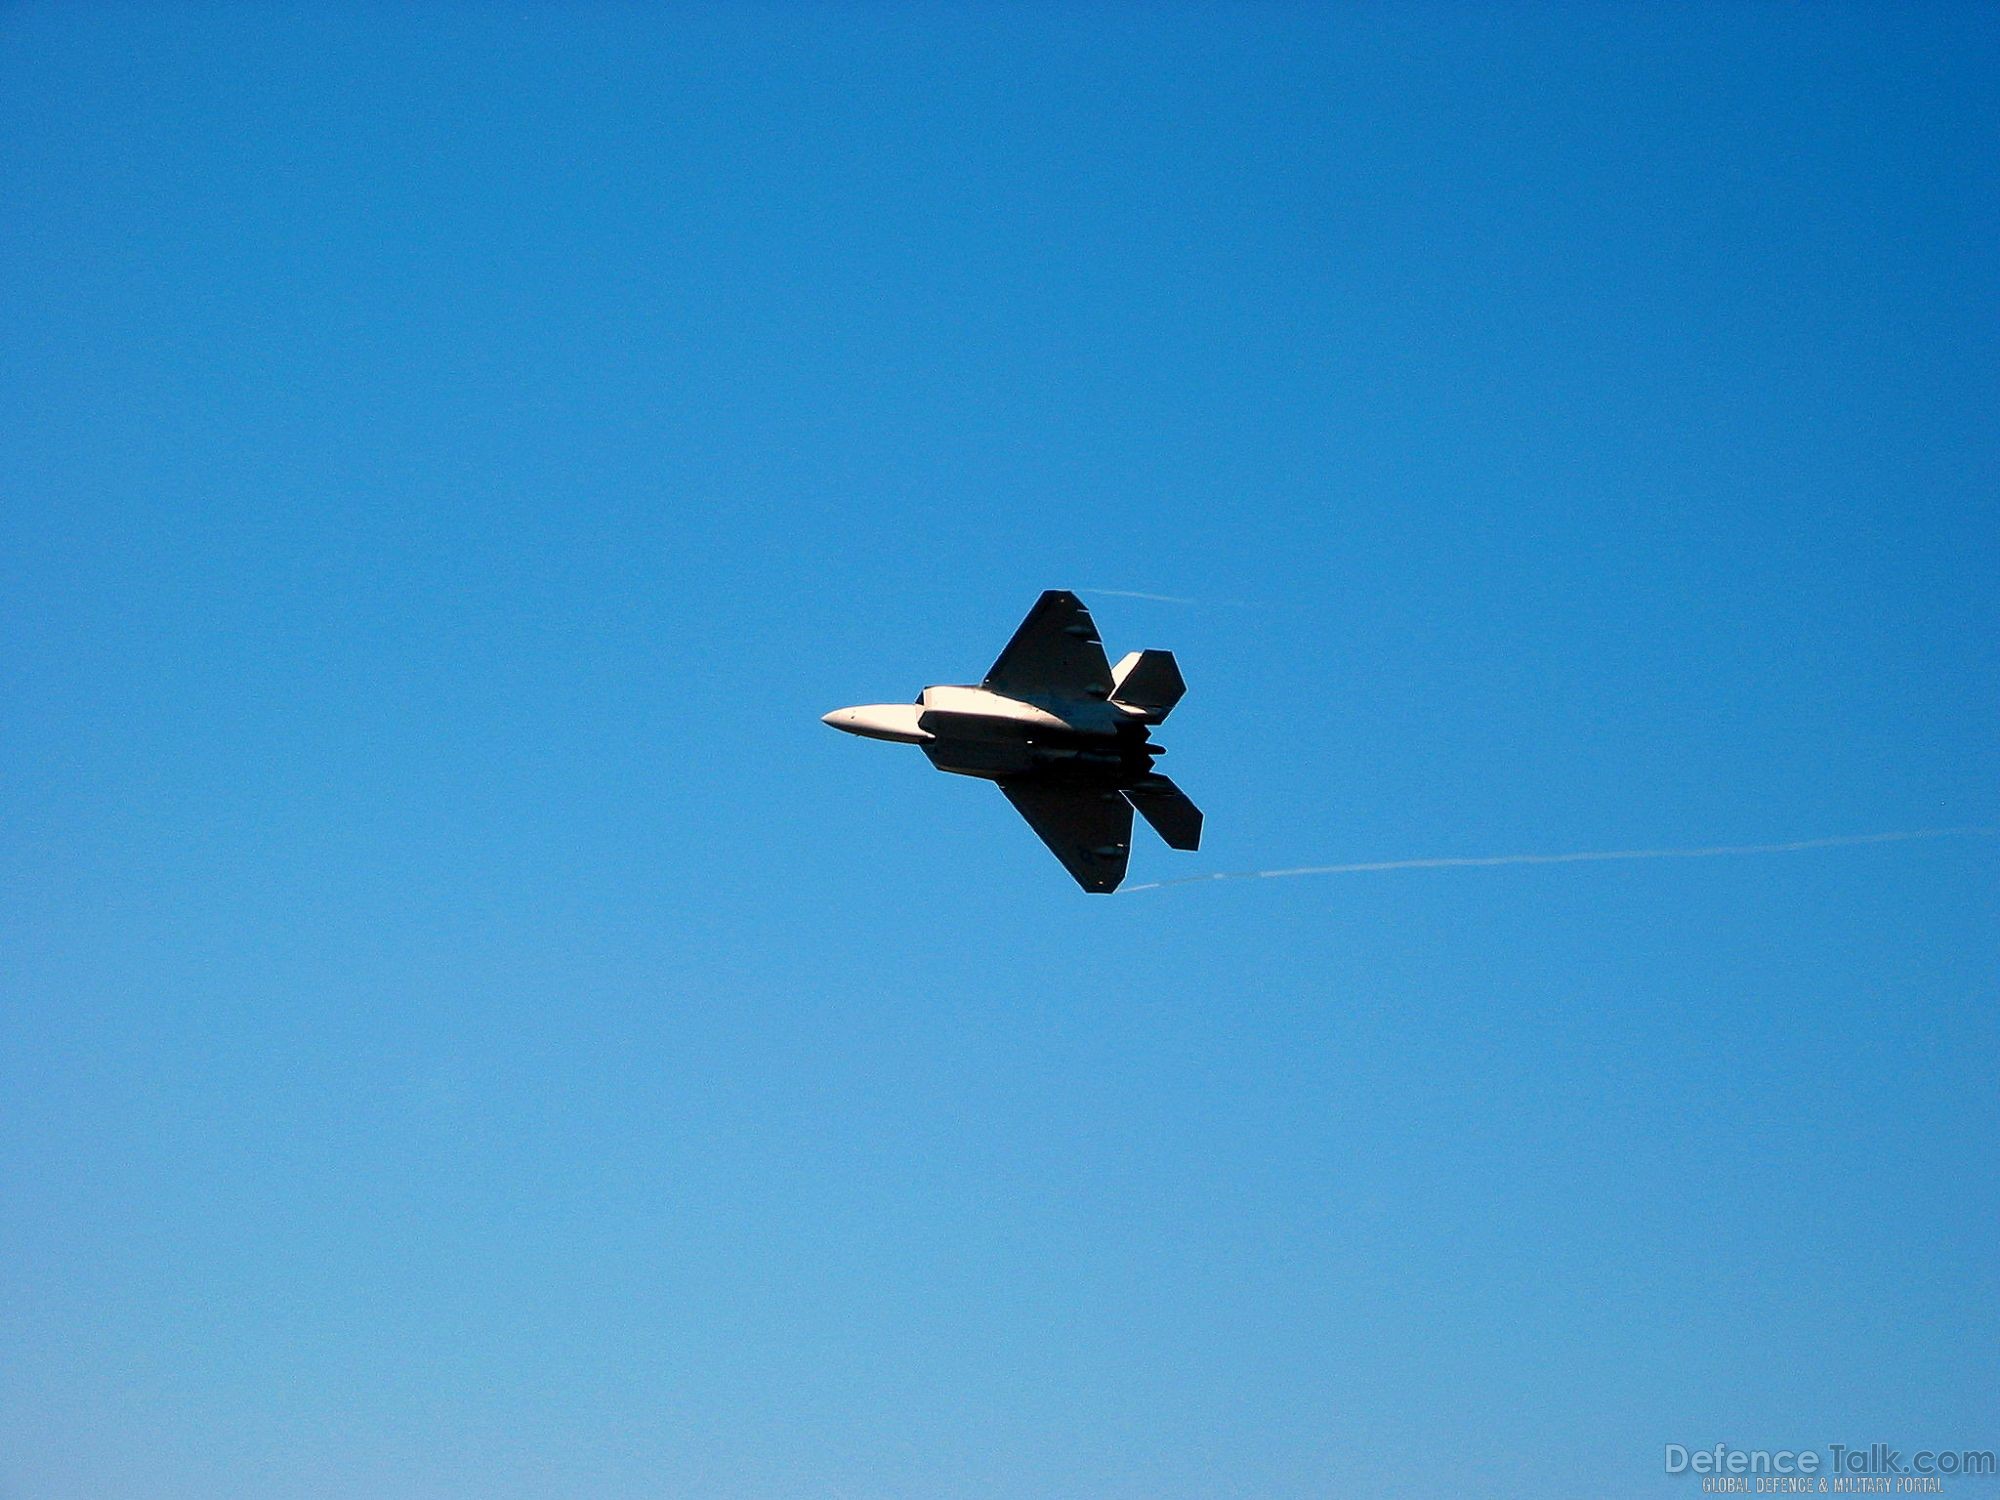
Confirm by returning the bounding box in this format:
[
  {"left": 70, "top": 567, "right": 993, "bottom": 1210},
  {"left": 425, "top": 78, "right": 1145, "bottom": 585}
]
[{"left": 822, "top": 590, "right": 1202, "bottom": 893}]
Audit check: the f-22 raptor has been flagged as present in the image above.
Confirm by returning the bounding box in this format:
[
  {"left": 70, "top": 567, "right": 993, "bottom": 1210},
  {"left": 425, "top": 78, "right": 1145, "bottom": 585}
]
[{"left": 822, "top": 590, "right": 1202, "bottom": 893}]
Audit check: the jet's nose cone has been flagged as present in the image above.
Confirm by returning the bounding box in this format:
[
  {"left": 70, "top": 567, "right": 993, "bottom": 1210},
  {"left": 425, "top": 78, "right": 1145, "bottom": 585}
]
[{"left": 820, "top": 703, "right": 932, "bottom": 744}]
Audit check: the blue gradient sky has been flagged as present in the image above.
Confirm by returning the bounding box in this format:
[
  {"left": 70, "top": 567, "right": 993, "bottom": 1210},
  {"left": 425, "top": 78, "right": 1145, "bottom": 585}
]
[{"left": 3, "top": 6, "right": 1996, "bottom": 1497}]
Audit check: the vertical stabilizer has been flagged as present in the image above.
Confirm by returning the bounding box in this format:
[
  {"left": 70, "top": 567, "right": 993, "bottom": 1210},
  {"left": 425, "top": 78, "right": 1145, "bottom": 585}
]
[{"left": 1109, "top": 650, "right": 1185, "bottom": 722}]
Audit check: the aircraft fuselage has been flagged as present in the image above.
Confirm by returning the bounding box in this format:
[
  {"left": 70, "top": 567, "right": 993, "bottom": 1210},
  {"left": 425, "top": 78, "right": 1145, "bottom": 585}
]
[{"left": 822, "top": 686, "right": 1159, "bottom": 783}]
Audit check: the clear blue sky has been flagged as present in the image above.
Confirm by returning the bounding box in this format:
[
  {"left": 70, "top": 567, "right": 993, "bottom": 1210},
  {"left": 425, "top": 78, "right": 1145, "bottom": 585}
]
[{"left": 4, "top": 6, "right": 1995, "bottom": 1497}]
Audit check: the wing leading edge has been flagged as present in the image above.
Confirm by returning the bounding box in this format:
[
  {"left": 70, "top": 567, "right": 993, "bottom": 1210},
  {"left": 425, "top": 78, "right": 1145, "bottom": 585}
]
[
  {"left": 982, "top": 589, "right": 1114, "bottom": 701},
  {"left": 998, "top": 782, "right": 1132, "bottom": 893}
]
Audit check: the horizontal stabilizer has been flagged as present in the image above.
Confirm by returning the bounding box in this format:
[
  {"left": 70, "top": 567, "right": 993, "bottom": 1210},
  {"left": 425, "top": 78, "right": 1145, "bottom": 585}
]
[
  {"left": 1123, "top": 774, "right": 1202, "bottom": 850},
  {"left": 1110, "top": 650, "right": 1185, "bottom": 721}
]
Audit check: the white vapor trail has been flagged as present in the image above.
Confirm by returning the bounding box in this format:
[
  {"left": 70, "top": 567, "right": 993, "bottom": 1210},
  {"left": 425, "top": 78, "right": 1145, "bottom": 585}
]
[
  {"left": 1121, "top": 827, "right": 1994, "bottom": 892},
  {"left": 1083, "top": 588, "right": 1209, "bottom": 605}
]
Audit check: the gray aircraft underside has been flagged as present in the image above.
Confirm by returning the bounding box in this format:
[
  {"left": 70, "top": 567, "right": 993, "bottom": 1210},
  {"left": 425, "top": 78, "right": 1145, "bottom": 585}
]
[{"left": 822, "top": 589, "right": 1202, "bottom": 893}]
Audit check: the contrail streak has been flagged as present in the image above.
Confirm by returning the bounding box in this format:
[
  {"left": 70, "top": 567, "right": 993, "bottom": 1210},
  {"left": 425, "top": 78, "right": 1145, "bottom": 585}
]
[
  {"left": 1083, "top": 588, "right": 1208, "bottom": 605},
  {"left": 1122, "top": 827, "right": 1994, "bottom": 892}
]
